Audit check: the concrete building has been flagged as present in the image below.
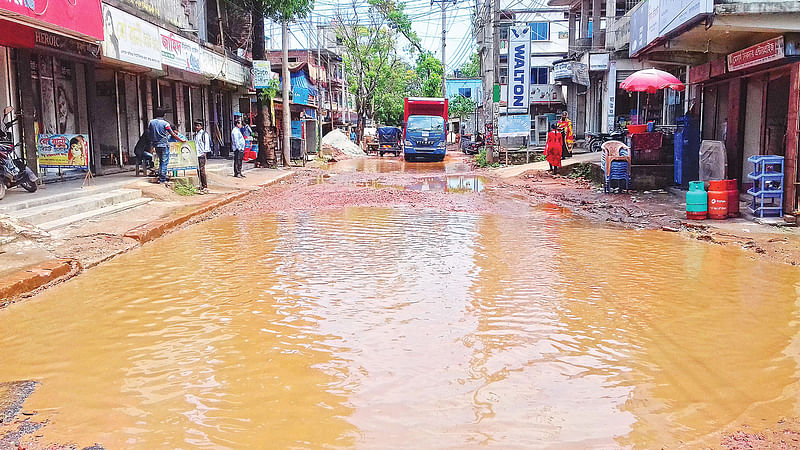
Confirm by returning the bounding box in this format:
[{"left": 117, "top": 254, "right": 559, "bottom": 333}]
[{"left": 0, "top": 0, "right": 252, "bottom": 180}]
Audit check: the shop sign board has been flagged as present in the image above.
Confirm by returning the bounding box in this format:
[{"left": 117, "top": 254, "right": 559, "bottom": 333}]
[
  {"left": 101, "top": 4, "right": 161, "bottom": 70},
  {"left": 253, "top": 60, "right": 272, "bottom": 89},
  {"left": 553, "top": 62, "right": 572, "bottom": 80},
  {"left": 727, "top": 37, "right": 785, "bottom": 72},
  {"left": 507, "top": 26, "right": 531, "bottom": 113},
  {"left": 199, "top": 49, "right": 249, "bottom": 85},
  {"left": 35, "top": 30, "right": 99, "bottom": 59},
  {"left": 160, "top": 30, "right": 201, "bottom": 74},
  {"left": 0, "top": 0, "right": 103, "bottom": 40},
  {"left": 629, "top": 1, "right": 649, "bottom": 57},
  {"left": 659, "top": 0, "right": 712, "bottom": 37},
  {"left": 589, "top": 53, "right": 609, "bottom": 71},
  {"left": 607, "top": 60, "right": 617, "bottom": 133},
  {"left": 36, "top": 134, "right": 90, "bottom": 169},
  {"left": 530, "top": 84, "right": 565, "bottom": 104},
  {"left": 153, "top": 141, "right": 199, "bottom": 171},
  {"left": 498, "top": 114, "right": 531, "bottom": 137}
]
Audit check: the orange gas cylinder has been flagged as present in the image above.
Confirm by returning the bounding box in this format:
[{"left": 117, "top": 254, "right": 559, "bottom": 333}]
[
  {"left": 707, "top": 180, "right": 728, "bottom": 219},
  {"left": 726, "top": 179, "right": 740, "bottom": 217}
]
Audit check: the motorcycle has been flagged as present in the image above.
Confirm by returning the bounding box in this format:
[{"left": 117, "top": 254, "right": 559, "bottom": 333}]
[
  {"left": 0, "top": 106, "right": 38, "bottom": 200},
  {"left": 586, "top": 129, "right": 628, "bottom": 153}
]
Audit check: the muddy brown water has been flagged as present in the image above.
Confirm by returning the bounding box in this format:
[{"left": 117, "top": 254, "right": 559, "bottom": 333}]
[{"left": 2, "top": 169, "right": 800, "bottom": 448}]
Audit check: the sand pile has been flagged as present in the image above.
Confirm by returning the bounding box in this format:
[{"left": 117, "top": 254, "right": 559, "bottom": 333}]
[{"left": 321, "top": 130, "right": 365, "bottom": 156}]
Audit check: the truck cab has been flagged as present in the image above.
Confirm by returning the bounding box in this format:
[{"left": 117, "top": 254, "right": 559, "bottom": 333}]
[{"left": 403, "top": 97, "right": 448, "bottom": 162}]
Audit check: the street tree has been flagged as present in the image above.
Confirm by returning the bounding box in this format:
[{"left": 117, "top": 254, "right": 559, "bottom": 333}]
[
  {"left": 226, "top": 0, "right": 313, "bottom": 166},
  {"left": 459, "top": 51, "right": 480, "bottom": 78},
  {"left": 448, "top": 94, "right": 476, "bottom": 136},
  {"left": 374, "top": 62, "right": 417, "bottom": 126},
  {"left": 416, "top": 53, "right": 443, "bottom": 97},
  {"left": 335, "top": 0, "right": 405, "bottom": 144}
]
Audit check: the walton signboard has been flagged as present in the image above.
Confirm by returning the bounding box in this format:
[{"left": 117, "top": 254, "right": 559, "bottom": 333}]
[{"left": 506, "top": 25, "right": 531, "bottom": 114}]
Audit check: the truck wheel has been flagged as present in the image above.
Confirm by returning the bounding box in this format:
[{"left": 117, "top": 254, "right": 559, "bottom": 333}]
[{"left": 404, "top": 154, "right": 413, "bottom": 162}]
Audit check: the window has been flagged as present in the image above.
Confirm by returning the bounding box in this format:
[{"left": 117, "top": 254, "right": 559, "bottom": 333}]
[
  {"left": 458, "top": 87, "right": 472, "bottom": 98},
  {"left": 288, "top": 57, "right": 298, "bottom": 63},
  {"left": 499, "top": 67, "right": 508, "bottom": 78},
  {"left": 530, "top": 22, "right": 549, "bottom": 41},
  {"left": 500, "top": 26, "right": 509, "bottom": 40},
  {"left": 500, "top": 54, "right": 508, "bottom": 65},
  {"left": 530, "top": 67, "right": 549, "bottom": 84}
]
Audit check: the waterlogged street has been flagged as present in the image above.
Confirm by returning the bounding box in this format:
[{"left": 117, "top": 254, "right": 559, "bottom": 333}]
[{"left": 3, "top": 153, "right": 800, "bottom": 448}]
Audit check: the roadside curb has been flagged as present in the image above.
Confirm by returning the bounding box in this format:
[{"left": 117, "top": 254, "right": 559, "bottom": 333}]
[
  {"left": 0, "top": 171, "right": 295, "bottom": 303},
  {"left": 124, "top": 171, "right": 295, "bottom": 244},
  {"left": 0, "top": 259, "right": 76, "bottom": 304}
]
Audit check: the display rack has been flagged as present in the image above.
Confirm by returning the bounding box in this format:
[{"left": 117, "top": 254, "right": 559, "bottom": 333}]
[{"left": 747, "top": 155, "right": 784, "bottom": 218}]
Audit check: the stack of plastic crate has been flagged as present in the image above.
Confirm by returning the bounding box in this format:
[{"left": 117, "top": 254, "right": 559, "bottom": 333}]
[{"left": 747, "top": 155, "right": 784, "bottom": 218}]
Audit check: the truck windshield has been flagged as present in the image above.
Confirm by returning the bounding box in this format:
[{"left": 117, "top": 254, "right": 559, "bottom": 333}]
[{"left": 407, "top": 115, "right": 444, "bottom": 132}]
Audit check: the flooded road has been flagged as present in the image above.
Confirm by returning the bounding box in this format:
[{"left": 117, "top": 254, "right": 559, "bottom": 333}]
[{"left": 2, "top": 155, "right": 800, "bottom": 448}]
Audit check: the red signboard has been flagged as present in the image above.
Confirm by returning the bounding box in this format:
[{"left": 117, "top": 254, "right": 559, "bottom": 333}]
[
  {"left": 727, "top": 37, "right": 785, "bottom": 72},
  {"left": 0, "top": 0, "right": 103, "bottom": 41}
]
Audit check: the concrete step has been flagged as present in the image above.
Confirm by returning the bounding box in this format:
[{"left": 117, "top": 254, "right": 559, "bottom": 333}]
[
  {"left": 38, "top": 197, "right": 152, "bottom": 231},
  {"left": 0, "top": 181, "right": 131, "bottom": 213},
  {"left": 12, "top": 189, "right": 143, "bottom": 226}
]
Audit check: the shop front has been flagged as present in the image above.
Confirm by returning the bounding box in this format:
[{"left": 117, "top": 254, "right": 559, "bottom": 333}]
[{"left": 692, "top": 35, "right": 800, "bottom": 212}]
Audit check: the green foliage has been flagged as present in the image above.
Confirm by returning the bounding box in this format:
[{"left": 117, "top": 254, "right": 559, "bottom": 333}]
[
  {"left": 415, "top": 53, "right": 443, "bottom": 97},
  {"left": 257, "top": 78, "right": 280, "bottom": 103},
  {"left": 448, "top": 95, "right": 475, "bottom": 120},
  {"left": 223, "top": 0, "right": 313, "bottom": 22},
  {"left": 533, "top": 153, "right": 546, "bottom": 162},
  {"left": 569, "top": 163, "right": 595, "bottom": 180},
  {"left": 173, "top": 178, "right": 199, "bottom": 196},
  {"left": 368, "top": 0, "right": 423, "bottom": 53},
  {"left": 475, "top": 147, "right": 487, "bottom": 167},
  {"left": 375, "top": 65, "right": 416, "bottom": 126},
  {"left": 459, "top": 52, "right": 480, "bottom": 78}
]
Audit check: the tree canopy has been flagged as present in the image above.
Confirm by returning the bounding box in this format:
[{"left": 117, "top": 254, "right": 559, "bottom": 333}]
[
  {"left": 459, "top": 51, "right": 480, "bottom": 78},
  {"left": 449, "top": 94, "right": 475, "bottom": 120},
  {"left": 415, "top": 53, "right": 443, "bottom": 97}
]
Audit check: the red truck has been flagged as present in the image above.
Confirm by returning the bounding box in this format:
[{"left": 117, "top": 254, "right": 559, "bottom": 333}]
[{"left": 403, "top": 97, "right": 448, "bottom": 162}]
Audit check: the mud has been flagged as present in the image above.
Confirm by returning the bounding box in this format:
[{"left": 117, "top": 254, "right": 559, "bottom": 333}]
[{"left": 501, "top": 169, "right": 800, "bottom": 266}]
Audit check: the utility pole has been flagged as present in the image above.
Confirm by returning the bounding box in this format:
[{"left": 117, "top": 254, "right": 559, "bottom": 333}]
[
  {"left": 282, "top": 20, "right": 291, "bottom": 166},
  {"left": 487, "top": 0, "right": 500, "bottom": 164},
  {"left": 317, "top": 21, "right": 322, "bottom": 153},
  {"left": 441, "top": 0, "right": 447, "bottom": 97}
]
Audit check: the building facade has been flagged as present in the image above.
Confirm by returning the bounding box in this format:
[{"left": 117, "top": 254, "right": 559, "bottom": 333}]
[{"left": 0, "top": 0, "right": 252, "bottom": 180}]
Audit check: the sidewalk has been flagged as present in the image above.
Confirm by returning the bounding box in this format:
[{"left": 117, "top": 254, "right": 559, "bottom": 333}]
[
  {"left": 0, "top": 162, "right": 294, "bottom": 300},
  {"left": 492, "top": 151, "right": 600, "bottom": 178}
]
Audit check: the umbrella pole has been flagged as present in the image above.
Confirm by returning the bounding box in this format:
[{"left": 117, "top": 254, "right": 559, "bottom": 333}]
[{"left": 636, "top": 93, "right": 640, "bottom": 124}]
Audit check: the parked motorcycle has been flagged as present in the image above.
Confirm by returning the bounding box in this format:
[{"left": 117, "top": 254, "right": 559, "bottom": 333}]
[
  {"left": 0, "top": 106, "right": 38, "bottom": 200},
  {"left": 586, "top": 129, "right": 628, "bottom": 153}
]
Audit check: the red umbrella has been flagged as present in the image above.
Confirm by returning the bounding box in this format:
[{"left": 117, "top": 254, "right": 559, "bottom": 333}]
[{"left": 620, "top": 68, "right": 685, "bottom": 94}]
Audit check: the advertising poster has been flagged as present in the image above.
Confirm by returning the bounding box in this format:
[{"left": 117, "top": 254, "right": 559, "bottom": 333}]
[
  {"left": 499, "top": 114, "right": 531, "bottom": 137},
  {"left": 153, "top": 141, "right": 199, "bottom": 171},
  {"left": 102, "top": 4, "right": 162, "bottom": 70},
  {"left": 160, "top": 31, "right": 201, "bottom": 74},
  {"left": 507, "top": 25, "right": 531, "bottom": 113},
  {"left": 37, "top": 134, "right": 91, "bottom": 169},
  {"left": 253, "top": 60, "right": 272, "bottom": 89}
]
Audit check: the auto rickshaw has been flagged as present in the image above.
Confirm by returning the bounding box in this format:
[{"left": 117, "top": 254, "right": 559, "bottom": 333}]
[{"left": 377, "top": 126, "right": 402, "bottom": 157}]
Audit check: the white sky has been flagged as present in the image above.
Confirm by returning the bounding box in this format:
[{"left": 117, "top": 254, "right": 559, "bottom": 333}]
[{"left": 268, "top": 0, "right": 553, "bottom": 73}]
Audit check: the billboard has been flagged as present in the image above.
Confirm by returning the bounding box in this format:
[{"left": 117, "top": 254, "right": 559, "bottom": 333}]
[
  {"left": 101, "top": 4, "right": 162, "bottom": 70},
  {"left": 153, "top": 141, "right": 199, "bottom": 171},
  {"left": 498, "top": 114, "right": 531, "bottom": 137},
  {"left": 507, "top": 25, "right": 531, "bottom": 113},
  {"left": 37, "top": 134, "right": 90, "bottom": 169}
]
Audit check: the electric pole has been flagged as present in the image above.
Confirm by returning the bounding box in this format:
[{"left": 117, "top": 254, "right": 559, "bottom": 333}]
[
  {"left": 317, "top": 21, "right": 322, "bottom": 153},
  {"left": 282, "top": 20, "right": 291, "bottom": 166},
  {"left": 441, "top": 0, "right": 446, "bottom": 97},
  {"left": 487, "top": 0, "right": 499, "bottom": 164}
]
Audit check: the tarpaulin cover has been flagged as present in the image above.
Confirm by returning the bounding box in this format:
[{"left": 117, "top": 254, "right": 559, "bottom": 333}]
[{"left": 699, "top": 140, "right": 727, "bottom": 181}]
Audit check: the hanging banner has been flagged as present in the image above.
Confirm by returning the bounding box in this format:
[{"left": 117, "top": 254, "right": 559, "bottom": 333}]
[
  {"left": 36, "top": 134, "right": 90, "bottom": 169},
  {"left": 498, "top": 114, "right": 531, "bottom": 137},
  {"left": 160, "top": 30, "right": 201, "bottom": 74},
  {"left": 507, "top": 25, "right": 531, "bottom": 113},
  {"left": 101, "top": 4, "right": 161, "bottom": 70},
  {"left": 607, "top": 60, "right": 617, "bottom": 132},
  {"left": 253, "top": 60, "right": 272, "bottom": 89}
]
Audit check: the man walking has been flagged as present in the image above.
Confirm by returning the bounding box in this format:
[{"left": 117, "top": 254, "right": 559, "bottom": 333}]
[
  {"left": 194, "top": 119, "right": 211, "bottom": 193},
  {"left": 231, "top": 119, "right": 246, "bottom": 178},
  {"left": 148, "top": 107, "right": 186, "bottom": 184}
]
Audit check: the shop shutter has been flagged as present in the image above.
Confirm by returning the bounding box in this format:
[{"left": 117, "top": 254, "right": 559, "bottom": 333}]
[{"left": 616, "top": 70, "right": 636, "bottom": 83}]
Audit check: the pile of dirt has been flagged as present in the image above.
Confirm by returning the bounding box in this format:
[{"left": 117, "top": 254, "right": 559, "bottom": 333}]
[{"left": 321, "top": 130, "right": 365, "bottom": 157}]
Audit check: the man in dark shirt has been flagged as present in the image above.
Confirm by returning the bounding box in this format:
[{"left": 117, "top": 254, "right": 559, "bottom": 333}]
[{"left": 147, "top": 107, "right": 186, "bottom": 184}]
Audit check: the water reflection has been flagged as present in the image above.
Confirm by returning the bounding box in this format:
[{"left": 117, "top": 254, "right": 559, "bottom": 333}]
[
  {"left": 354, "top": 176, "right": 485, "bottom": 193},
  {"left": 1, "top": 202, "right": 800, "bottom": 448},
  {"left": 329, "top": 154, "right": 472, "bottom": 174}
]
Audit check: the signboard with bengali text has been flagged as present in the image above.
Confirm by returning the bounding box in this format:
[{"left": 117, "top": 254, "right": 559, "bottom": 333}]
[
  {"left": 160, "top": 31, "right": 201, "bottom": 74},
  {"left": 727, "top": 37, "right": 785, "bottom": 72},
  {"left": 153, "top": 141, "right": 199, "bottom": 171},
  {"left": 101, "top": 4, "right": 161, "bottom": 70},
  {"left": 37, "top": 134, "right": 90, "bottom": 169},
  {"left": 253, "top": 60, "right": 272, "bottom": 89},
  {"left": 498, "top": 114, "right": 531, "bottom": 137}
]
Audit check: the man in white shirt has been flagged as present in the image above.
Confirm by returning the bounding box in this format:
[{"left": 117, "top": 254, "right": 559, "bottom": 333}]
[
  {"left": 194, "top": 119, "right": 211, "bottom": 193},
  {"left": 231, "top": 119, "right": 246, "bottom": 178}
]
